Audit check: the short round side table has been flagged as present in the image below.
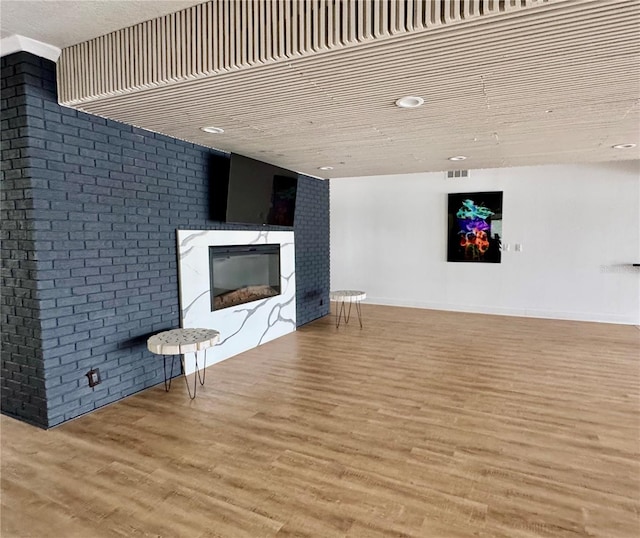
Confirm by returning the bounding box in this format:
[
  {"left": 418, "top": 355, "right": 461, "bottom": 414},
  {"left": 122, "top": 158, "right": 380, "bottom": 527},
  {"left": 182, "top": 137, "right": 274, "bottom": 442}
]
[
  {"left": 147, "top": 328, "right": 220, "bottom": 399},
  {"left": 329, "top": 290, "right": 366, "bottom": 329}
]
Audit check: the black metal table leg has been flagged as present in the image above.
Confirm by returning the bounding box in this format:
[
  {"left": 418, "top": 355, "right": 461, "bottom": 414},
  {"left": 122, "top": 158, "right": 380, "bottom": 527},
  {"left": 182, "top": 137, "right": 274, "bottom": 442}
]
[
  {"left": 177, "top": 349, "right": 208, "bottom": 399},
  {"left": 345, "top": 300, "right": 353, "bottom": 324},
  {"left": 355, "top": 299, "right": 363, "bottom": 329},
  {"left": 163, "top": 355, "right": 176, "bottom": 392},
  {"left": 196, "top": 349, "right": 207, "bottom": 386},
  {"left": 336, "top": 299, "right": 354, "bottom": 328},
  {"left": 180, "top": 352, "right": 197, "bottom": 400},
  {"left": 336, "top": 298, "right": 363, "bottom": 329}
]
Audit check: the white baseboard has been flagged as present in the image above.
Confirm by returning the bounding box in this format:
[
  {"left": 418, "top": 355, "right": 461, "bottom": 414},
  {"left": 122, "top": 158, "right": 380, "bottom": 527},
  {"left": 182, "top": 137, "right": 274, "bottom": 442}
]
[{"left": 365, "top": 296, "right": 639, "bottom": 325}]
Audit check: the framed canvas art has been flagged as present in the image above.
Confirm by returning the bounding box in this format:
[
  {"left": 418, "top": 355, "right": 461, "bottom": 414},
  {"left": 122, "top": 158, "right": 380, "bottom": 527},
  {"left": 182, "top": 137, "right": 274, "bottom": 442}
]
[{"left": 447, "top": 191, "right": 503, "bottom": 263}]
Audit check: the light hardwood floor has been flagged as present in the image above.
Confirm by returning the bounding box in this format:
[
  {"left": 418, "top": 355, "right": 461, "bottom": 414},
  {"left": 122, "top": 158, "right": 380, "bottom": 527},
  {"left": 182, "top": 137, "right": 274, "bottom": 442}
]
[{"left": 2, "top": 305, "right": 639, "bottom": 537}]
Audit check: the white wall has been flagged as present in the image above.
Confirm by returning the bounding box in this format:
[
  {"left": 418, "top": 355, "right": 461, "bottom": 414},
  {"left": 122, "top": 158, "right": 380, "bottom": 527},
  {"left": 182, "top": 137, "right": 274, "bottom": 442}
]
[{"left": 331, "top": 162, "right": 640, "bottom": 325}]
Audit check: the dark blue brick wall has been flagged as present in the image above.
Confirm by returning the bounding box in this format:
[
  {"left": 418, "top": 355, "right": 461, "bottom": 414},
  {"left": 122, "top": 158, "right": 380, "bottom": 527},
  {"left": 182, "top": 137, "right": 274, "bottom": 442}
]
[
  {"left": 295, "top": 177, "right": 330, "bottom": 324},
  {"left": 1, "top": 52, "right": 329, "bottom": 428},
  {"left": 0, "top": 54, "right": 49, "bottom": 428}
]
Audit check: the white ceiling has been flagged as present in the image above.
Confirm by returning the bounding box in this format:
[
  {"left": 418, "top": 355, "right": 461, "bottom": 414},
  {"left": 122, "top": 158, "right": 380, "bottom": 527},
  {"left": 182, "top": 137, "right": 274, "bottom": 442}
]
[
  {"left": 3, "top": 0, "right": 640, "bottom": 178},
  {"left": 0, "top": 0, "right": 203, "bottom": 48}
]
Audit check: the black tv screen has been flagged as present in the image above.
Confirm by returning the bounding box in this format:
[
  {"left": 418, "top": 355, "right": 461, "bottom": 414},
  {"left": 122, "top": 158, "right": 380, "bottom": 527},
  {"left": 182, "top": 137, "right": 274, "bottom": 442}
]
[{"left": 209, "top": 153, "right": 298, "bottom": 227}]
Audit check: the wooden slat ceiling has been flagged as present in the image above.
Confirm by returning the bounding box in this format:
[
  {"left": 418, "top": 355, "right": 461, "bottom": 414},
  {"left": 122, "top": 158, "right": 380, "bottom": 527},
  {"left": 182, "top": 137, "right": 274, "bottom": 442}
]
[{"left": 57, "top": 0, "right": 640, "bottom": 178}]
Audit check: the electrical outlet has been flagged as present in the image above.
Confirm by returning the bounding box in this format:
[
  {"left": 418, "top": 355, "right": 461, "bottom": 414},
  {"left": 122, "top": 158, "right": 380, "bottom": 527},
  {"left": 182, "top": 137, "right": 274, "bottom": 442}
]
[
  {"left": 86, "top": 368, "right": 101, "bottom": 387},
  {"left": 515, "top": 243, "right": 523, "bottom": 252}
]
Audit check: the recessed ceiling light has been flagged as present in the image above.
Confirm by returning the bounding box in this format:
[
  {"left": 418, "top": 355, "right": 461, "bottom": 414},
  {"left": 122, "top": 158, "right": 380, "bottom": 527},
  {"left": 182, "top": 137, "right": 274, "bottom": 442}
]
[
  {"left": 200, "top": 126, "right": 224, "bottom": 134},
  {"left": 395, "top": 96, "right": 424, "bottom": 109},
  {"left": 318, "top": 166, "right": 334, "bottom": 171},
  {"left": 612, "top": 143, "right": 636, "bottom": 149},
  {"left": 448, "top": 155, "right": 467, "bottom": 161}
]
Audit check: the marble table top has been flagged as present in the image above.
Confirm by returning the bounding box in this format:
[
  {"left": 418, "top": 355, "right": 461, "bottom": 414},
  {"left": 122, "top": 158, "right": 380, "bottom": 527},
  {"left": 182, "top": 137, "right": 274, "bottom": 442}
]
[
  {"left": 147, "top": 328, "right": 220, "bottom": 355},
  {"left": 330, "top": 290, "right": 366, "bottom": 302}
]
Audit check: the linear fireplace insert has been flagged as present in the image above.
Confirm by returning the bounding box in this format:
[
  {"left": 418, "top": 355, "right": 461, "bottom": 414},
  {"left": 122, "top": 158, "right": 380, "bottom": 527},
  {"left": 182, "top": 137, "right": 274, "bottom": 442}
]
[{"left": 209, "top": 244, "right": 281, "bottom": 311}]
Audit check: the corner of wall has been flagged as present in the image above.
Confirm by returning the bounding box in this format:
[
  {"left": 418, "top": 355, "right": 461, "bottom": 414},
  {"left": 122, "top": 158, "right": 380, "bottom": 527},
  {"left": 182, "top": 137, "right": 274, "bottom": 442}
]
[{"left": 1, "top": 52, "right": 332, "bottom": 428}]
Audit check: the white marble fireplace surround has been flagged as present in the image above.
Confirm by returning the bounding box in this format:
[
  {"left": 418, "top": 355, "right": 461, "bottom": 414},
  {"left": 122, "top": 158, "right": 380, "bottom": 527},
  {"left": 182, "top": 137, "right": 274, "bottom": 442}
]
[{"left": 177, "top": 229, "right": 296, "bottom": 374}]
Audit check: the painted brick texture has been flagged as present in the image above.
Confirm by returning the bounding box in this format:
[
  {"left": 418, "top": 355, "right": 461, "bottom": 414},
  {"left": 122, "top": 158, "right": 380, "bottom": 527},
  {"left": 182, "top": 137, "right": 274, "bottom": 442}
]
[
  {"left": 1, "top": 53, "right": 49, "bottom": 427},
  {"left": 1, "top": 52, "right": 329, "bottom": 428}
]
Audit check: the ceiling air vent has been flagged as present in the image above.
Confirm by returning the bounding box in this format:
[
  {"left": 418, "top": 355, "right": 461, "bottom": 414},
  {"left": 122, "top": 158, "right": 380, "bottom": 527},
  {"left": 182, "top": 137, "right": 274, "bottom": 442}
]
[{"left": 446, "top": 170, "right": 469, "bottom": 179}]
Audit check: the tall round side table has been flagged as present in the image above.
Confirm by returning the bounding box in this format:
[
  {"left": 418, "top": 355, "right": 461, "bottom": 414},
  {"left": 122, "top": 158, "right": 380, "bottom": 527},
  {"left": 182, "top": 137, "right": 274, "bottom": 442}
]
[
  {"left": 329, "top": 290, "right": 366, "bottom": 329},
  {"left": 147, "top": 328, "right": 220, "bottom": 399}
]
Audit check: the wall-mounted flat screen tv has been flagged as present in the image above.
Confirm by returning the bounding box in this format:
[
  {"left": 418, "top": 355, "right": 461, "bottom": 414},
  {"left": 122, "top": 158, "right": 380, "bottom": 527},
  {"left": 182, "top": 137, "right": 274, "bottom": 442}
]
[{"left": 209, "top": 153, "right": 298, "bottom": 227}]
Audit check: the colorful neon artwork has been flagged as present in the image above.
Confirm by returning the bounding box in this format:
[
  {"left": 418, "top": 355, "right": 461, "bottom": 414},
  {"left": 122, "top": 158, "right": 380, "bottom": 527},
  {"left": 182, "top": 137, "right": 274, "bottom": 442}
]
[
  {"left": 447, "top": 192, "right": 503, "bottom": 263},
  {"left": 456, "top": 199, "right": 495, "bottom": 220}
]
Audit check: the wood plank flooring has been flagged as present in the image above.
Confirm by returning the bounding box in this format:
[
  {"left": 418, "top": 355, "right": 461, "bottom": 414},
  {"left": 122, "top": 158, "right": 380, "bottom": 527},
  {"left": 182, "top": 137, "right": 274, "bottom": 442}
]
[{"left": 2, "top": 305, "right": 639, "bottom": 537}]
